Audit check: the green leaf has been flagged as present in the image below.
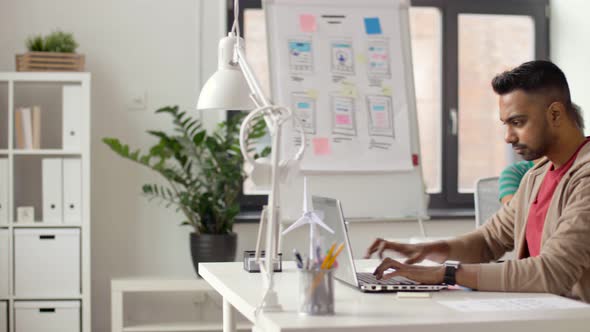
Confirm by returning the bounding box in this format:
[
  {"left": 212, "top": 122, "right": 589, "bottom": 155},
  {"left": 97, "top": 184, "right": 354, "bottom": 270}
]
[{"left": 43, "top": 30, "right": 78, "bottom": 53}]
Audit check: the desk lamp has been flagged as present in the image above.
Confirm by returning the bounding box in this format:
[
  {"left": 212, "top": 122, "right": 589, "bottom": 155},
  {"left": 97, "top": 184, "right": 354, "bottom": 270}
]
[{"left": 197, "top": 0, "right": 306, "bottom": 312}]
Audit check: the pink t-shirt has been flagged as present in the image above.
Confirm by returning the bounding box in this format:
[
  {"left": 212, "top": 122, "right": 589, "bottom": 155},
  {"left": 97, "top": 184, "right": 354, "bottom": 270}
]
[{"left": 526, "top": 138, "right": 590, "bottom": 257}]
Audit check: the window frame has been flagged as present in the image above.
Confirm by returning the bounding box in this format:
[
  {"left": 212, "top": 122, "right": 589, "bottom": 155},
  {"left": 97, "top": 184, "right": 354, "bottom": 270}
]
[{"left": 228, "top": 0, "right": 549, "bottom": 214}]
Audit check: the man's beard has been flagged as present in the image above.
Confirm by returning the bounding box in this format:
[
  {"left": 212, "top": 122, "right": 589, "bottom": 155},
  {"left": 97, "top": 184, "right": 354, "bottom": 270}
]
[
  {"left": 513, "top": 118, "right": 552, "bottom": 161},
  {"left": 513, "top": 129, "right": 551, "bottom": 161},
  {"left": 513, "top": 143, "right": 546, "bottom": 161}
]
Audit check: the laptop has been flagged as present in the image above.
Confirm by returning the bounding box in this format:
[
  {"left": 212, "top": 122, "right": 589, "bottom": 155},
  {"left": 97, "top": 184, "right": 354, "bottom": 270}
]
[{"left": 312, "top": 196, "right": 448, "bottom": 292}]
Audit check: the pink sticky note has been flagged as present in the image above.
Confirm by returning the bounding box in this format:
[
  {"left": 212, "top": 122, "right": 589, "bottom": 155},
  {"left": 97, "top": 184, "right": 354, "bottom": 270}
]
[
  {"left": 335, "top": 114, "right": 351, "bottom": 125},
  {"left": 299, "top": 14, "right": 317, "bottom": 33},
  {"left": 312, "top": 137, "right": 331, "bottom": 156},
  {"left": 374, "top": 112, "right": 388, "bottom": 128}
]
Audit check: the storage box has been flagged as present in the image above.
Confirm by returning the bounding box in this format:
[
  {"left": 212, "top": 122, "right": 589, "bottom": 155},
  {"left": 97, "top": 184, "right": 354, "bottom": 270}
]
[
  {"left": 0, "top": 230, "right": 8, "bottom": 297},
  {"left": 15, "top": 52, "right": 85, "bottom": 72},
  {"left": 14, "top": 228, "right": 80, "bottom": 296},
  {"left": 14, "top": 301, "right": 80, "bottom": 332},
  {"left": 0, "top": 301, "right": 7, "bottom": 332}
]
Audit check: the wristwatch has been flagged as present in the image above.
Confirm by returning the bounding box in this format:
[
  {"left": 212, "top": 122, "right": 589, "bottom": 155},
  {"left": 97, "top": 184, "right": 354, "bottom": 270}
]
[{"left": 443, "top": 260, "right": 460, "bottom": 285}]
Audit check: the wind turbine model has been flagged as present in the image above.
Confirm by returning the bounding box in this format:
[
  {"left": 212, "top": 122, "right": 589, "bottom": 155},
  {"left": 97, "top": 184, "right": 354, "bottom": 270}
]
[{"left": 282, "top": 177, "right": 334, "bottom": 261}]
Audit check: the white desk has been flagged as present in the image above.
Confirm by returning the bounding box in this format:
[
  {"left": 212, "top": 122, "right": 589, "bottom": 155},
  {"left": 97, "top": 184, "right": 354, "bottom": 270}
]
[{"left": 199, "top": 260, "right": 590, "bottom": 332}]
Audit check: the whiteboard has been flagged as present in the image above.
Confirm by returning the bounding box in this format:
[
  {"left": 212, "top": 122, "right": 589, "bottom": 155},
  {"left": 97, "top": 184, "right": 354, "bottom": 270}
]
[{"left": 264, "top": 0, "right": 428, "bottom": 221}]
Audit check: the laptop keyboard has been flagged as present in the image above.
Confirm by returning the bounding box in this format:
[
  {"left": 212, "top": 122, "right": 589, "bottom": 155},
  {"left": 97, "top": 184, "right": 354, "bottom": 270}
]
[{"left": 357, "top": 272, "right": 418, "bottom": 285}]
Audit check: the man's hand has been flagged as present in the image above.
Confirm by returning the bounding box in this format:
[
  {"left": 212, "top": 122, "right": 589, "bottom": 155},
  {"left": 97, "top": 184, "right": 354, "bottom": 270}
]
[
  {"left": 364, "top": 238, "right": 450, "bottom": 264},
  {"left": 372, "top": 257, "right": 445, "bottom": 285}
]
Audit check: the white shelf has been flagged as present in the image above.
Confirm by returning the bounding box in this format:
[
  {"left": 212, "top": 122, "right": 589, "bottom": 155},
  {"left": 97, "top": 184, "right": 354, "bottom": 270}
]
[
  {"left": 0, "top": 72, "right": 90, "bottom": 83},
  {"left": 122, "top": 322, "right": 251, "bottom": 332},
  {"left": 12, "top": 149, "right": 82, "bottom": 156},
  {"left": 4, "top": 295, "right": 82, "bottom": 300},
  {"left": 12, "top": 223, "right": 82, "bottom": 228},
  {"left": 1, "top": 71, "right": 92, "bottom": 332}
]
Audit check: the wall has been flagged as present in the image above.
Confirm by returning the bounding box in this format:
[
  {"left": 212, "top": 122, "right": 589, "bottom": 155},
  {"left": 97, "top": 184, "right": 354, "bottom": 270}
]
[
  {"left": 0, "top": 0, "right": 205, "bottom": 331},
  {"left": 550, "top": 0, "right": 590, "bottom": 132}
]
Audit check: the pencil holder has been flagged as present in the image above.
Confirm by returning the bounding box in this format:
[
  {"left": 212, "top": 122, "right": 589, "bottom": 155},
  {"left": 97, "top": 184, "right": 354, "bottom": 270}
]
[{"left": 298, "top": 268, "right": 335, "bottom": 315}]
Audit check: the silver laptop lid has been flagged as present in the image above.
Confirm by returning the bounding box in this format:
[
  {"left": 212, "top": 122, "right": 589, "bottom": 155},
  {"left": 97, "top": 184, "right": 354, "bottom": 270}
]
[{"left": 311, "top": 196, "right": 360, "bottom": 288}]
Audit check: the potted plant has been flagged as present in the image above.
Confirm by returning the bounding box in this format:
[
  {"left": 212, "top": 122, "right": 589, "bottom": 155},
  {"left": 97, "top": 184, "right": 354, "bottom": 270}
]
[
  {"left": 16, "top": 30, "right": 85, "bottom": 71},
  {"left": 103, "top": 106, "right": 268, "bottom": 276}
]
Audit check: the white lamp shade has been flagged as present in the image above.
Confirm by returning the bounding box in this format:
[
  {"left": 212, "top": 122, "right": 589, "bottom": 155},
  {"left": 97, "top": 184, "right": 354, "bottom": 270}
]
[
  {"left": 197, "top": 35, "right": 255, "bottom": 111},
  {"left": 197, "top": 68, "right": 254, "bottom": 111}
]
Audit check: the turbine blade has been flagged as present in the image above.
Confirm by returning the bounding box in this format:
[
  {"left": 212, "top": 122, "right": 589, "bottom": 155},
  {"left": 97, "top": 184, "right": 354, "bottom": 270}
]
[
  {"left": 310, "top": 214, "right": 335, "bottom": 234},
  {"left": 281, "top": 216, "right": 310, "bottom": 235}
]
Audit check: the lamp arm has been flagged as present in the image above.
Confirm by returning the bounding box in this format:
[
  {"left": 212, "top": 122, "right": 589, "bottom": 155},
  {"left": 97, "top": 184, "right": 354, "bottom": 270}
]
[{"left": 235, "top": 45, "right": 271, "bottom": 109}]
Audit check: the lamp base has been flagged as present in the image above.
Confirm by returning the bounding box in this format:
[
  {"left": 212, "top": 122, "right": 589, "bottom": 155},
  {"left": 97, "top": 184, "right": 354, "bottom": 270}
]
[{"left": 261, "top": 290, "right": 283, "bottom": 312}]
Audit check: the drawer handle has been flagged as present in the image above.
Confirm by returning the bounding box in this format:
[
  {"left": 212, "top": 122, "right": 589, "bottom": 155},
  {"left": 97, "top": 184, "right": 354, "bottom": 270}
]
[
  {"left": 39, "top": 308, "right": 55, "bottom": 313},
  {"left": 39, "top": 235, "right": 56, "bottom": 240}
]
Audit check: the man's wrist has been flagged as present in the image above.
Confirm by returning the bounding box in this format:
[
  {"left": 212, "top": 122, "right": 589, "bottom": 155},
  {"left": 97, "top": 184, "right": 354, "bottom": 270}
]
[{"left": 437, "top": 265, "right": 446, "bottom": 284}]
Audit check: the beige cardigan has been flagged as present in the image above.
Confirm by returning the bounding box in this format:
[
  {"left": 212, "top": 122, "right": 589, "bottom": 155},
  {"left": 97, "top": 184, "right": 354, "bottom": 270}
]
[{"left": 448, "top": 143, "right": 590, "bottom": 302}]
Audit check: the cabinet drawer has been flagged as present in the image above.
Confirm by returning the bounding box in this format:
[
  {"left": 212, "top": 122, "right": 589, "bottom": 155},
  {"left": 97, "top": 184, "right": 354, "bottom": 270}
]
[
  {"left": 14, "top": 228, "right": 80, "bottom": 296},
  {"left": 14, "top": 301, "right": 79, "bottom": 332}
]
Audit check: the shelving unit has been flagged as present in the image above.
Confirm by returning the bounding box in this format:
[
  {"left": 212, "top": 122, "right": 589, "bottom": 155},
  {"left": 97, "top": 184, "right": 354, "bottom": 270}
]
[{"left": 0, "top": 72, "right": 91, "bottom": 332}]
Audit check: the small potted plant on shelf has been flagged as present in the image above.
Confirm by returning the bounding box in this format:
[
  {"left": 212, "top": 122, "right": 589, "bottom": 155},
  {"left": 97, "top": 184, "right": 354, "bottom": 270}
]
[
  {"left": 103, "top": 106, "right": 268, "bottom": 276},
  {"left": 16, "top": 30, "right": 85, "bottom": 72}
]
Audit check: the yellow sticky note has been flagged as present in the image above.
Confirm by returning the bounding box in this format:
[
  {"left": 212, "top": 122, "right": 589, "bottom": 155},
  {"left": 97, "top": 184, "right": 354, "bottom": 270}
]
[
  {"left": 306, "top": 89, "right": 318, "bottom": 99},
  {"left": 397, "top": 292, "right": 431, "bottom": 299},
  {"left": 340, "top": 82, "right": 357, "bottom": 98},
  {"left": 356, "top": 54, "right": 367, "bottom": 64},
  {"left": 381, "top": 85, "right": 392, "bottom": 96}
]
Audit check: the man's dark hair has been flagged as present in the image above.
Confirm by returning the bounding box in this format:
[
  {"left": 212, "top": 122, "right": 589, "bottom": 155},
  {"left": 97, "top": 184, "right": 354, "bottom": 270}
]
[{"left": 491, "top": 60, "right": 584, "bottom": 130}]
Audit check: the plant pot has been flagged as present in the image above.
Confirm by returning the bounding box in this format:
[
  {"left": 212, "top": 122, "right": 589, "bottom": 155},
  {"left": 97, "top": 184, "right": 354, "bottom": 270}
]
[{"left": 190, "top": 232, "right": 237, "bottom": 277}]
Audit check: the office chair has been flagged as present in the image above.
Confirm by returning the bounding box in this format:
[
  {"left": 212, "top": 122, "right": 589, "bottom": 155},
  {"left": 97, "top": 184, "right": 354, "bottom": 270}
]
[{"left": 474, "top": 176, "right": 501, "bottom": 229}]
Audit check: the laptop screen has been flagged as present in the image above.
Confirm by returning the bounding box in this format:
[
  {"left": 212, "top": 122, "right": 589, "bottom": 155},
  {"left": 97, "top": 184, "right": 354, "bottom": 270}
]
[{"left": 312, "top": 196, "right": 358, "bottom": 287}]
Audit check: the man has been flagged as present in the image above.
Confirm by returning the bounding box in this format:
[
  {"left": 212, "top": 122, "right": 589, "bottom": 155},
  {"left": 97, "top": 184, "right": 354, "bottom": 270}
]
[{"left": 365, "top": 60, "right": 590, "bottom": 302}]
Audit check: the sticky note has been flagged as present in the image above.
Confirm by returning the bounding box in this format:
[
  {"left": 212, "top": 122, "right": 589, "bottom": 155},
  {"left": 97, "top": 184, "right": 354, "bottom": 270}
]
[
  {"left": 312, "top": 137, "right": 331, "bottom": 156},
  {"left": 364, "top": 17, "right": 382, "bottom": 35},
  {"left": 356, "top": 54, "right": 367, "bottom": 64},
  {"left": 381, "top": 85, "right": 392, "bottom": 96},
  {"left": 397, "top": 292, "right": 431, "bottom": 299},
  {"left": 340, "top": 83, "right": 357, "bottom": 98},
  {"left": 306, "top": 89, "right": 318, "bottom": 99},
  {"left": 335, "top": 114, "right": 351, "bottom": 125},
  {"left": 299, "top": 14, "right": 317, "bottom": 33},
  {"left": 374, "top": 112, "right": 388, "bottom": 128}
]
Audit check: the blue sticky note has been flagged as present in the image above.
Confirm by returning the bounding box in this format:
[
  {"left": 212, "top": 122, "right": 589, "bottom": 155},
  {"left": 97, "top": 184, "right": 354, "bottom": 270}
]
[{"left": 364, "top": 17, "right": 382, "bottom": 35}]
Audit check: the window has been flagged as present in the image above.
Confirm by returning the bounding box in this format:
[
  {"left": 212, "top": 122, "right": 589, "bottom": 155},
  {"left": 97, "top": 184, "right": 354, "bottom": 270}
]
[{"left": 229, "top": 0, "right": 549, "bottom": 212}]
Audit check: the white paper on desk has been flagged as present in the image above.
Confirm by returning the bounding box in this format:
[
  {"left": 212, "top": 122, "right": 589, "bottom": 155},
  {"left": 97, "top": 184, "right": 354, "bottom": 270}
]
[{"left": 438, "top": 297, "right": 589, "bottom": 312}]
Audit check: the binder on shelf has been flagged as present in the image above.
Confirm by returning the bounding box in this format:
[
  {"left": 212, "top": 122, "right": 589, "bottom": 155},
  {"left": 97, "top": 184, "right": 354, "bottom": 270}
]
[
  {"left": 42, "top": 158, "right": 63, "bottom": 223},
  {"left": 63, "top": 158, "right": 82, "bottom": 224},
  {"left": 14, "top": 108, "right": 25, "bottom": 149},
  {"left": 0, "top": 159, "right": 7, "bottom": 225},
  {"left": 15, "top": 107, "right": 34, "bottom": 149},
  {"left": 62, "top": 85, "right": 82, "bottom": 151},
  {"left": 0, "top": 229, "right": 8, "bottom": 297},
  {"left": 32, "top": 106, "right": 42, "bottom": 149}
]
